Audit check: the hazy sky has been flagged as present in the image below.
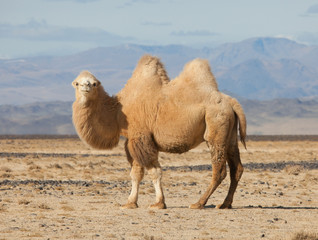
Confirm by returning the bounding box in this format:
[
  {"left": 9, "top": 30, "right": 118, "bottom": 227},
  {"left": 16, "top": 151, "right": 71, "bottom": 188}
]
[{"left": 1, "top": 0, "right": 318, "bottom": 58}]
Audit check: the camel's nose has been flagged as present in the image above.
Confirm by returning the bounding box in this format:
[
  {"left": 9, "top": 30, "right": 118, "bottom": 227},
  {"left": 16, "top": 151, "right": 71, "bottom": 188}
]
[{"left": 80, "top": 80, "right": 92, "bottom": 93}]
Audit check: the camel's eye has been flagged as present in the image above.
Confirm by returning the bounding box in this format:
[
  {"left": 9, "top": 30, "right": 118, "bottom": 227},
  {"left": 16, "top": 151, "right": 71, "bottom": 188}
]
[
  {"left": 93, "top": 82, "right": 97, "bottom": 87},
  {"left": 76, "top": 82, "right": 79, "bottom": 86}
]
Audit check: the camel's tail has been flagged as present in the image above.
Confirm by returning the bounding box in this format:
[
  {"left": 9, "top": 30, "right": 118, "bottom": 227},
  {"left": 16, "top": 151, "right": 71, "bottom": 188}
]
[{"left": 231, "top": 98, "right": 247, "bottom": 149}]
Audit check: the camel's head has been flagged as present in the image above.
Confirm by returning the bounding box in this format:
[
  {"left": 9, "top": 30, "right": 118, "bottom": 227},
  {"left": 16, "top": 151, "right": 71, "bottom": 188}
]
[{"left": 72, "top": 71, "right": 101, "bottom": 101}]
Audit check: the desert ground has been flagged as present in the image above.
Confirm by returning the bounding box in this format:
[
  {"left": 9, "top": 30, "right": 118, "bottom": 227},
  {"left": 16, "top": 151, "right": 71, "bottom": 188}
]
[{"left": 0, "top": 136, "right": 318, "bottom": 240}]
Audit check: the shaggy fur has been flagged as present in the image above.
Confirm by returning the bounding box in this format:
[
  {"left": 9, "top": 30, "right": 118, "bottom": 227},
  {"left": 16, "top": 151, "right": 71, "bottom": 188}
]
[
  {"left": 72, "top": 72, "right": 120, "bottom": 150},
  {"left": 72, "top": 54, "right": 247, "bottom": 209}
]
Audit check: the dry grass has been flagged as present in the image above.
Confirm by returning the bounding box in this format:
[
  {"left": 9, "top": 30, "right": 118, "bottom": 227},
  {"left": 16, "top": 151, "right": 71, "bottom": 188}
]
[
  {"left": 28, "top": 164, "right": 42, "bottom": 171},
  {"left": 18, "top": 199, "right": 31, "bottom": 205},
  {"left": 60, "top": 205, "right": 75, "bottom": 211},
  {"left": 38, "top": 203, "right": 51, "bottom": 210},
  {"left": 285, "top": 165, "right": 305, "bottom": 175},
  {"left": 0, "top": 166, "right": 12, "bottom": 172},
  {"left": 291, "top": 231, "right": 318, "bottom": 240}
]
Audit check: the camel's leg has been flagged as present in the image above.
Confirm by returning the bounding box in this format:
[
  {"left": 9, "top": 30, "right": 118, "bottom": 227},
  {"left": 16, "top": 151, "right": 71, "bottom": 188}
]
[
  {"left": 121, "top": 140, "right": 145, "bottom": 209},
  {"left": 123, "top": 135, "right": 166, "bottom": 209},
  {"left": 121, "top": 161, "right": 144, "bottom": 209},
  {"left": 217, "top": 143, "right": 243, "bottom": 209},
  {"left": 147, "top": 160, "right": 166, "bottom": 209},
  {"left": 189, "top": 142, "right": 227, "bottom": 209},
  {"left": 190, "top": 108, "right": 231, "bottom": 209}
]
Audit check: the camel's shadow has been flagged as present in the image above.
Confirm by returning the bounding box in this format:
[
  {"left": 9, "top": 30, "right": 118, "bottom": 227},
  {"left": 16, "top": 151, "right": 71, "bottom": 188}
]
[
  {"left": 234, "top": 205, "right": 318, "bottom": 210},
  {"left": 170, "top": 205, "right": 318, "bottom": 210}
]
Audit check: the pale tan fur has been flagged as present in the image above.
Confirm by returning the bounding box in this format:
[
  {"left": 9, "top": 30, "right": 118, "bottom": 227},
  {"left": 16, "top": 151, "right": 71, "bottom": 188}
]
[{"left": 72, "top": 55, "right": 246, "bottom": 209}]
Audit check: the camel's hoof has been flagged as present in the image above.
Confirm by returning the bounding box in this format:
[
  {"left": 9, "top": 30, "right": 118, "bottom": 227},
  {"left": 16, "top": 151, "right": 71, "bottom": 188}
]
[
  {"left": 189, "top": 202, "right": 204, "bottom": 209},
  {"left": 216, "top": 203, "right": 232, "bottom": 209},
  {"left": 121, "top": 202, "right": 138, "bottom": 209},
  {"left": 149, "top": 202, "right": 167, "bottom": 209}
]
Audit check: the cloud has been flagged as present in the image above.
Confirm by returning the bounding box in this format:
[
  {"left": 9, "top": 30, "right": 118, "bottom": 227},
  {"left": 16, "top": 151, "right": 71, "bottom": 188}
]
[
  {"left": 117, "top": 0, "right": 157, "bottom": 8},
  {"left": 141, "top": 21, "right": 171, "bottom": 26},
  {"left": 44, "top": 0, "right": 101, "bottom": 3},
  {"left": 274, "top": 34, "right": 297, "bottom": 41},
  {"left": 171, "top": 30, "right": 218, "bottom": 37},
  {"left": 0, "top": 19, "right": 132, "bottom": 44},
  {"left": 296, "top": 32, "right": 318, "bottom": 45},
  {"left": 306, "top": 4, "right": 318, "bottom": 14}
]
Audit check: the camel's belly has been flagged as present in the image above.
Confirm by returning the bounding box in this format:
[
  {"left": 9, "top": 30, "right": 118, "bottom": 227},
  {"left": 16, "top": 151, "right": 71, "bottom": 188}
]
[
  {"left": 154, "top": 135, "right": 204, "bottom": 154},
  {"left": 153, "top": 103, "right": 206, "bottom": 153},
  {"left": 153, "top": 124, "right": 206, "bottom": 154}
]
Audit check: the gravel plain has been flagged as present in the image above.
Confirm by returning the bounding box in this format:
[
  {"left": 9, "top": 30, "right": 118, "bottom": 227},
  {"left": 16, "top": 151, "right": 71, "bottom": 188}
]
[{"left": 0, "top": 136, "right": 318, "bottom": 239}]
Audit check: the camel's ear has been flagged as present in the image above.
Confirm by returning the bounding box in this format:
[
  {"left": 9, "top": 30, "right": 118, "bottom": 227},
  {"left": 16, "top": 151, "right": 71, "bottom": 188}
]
[{"left": 72, "top": 80, "right": 79, "bottom": 88}]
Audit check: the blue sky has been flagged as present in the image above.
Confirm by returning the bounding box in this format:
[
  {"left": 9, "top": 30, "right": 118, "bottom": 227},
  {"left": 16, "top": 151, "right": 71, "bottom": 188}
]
[{"left": 1, "top": 0, "right": 318, "bottom": 58}]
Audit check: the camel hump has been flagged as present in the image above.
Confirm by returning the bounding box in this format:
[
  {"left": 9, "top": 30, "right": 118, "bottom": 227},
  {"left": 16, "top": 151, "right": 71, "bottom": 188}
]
[
  {"left": 133, "top": 54, "right": 170, "bottom": 85},
  {"left": 180, "top": 58, "right": 218, "bottom": 91}
]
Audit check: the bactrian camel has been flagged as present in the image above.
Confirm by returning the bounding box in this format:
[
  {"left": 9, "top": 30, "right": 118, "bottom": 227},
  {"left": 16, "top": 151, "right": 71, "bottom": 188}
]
[{"left": 72, "top": 55, "right": 246, "bottom": 209}]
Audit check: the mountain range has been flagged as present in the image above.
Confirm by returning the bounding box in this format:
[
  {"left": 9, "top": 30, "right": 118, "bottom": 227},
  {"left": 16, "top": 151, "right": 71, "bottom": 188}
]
[
  {"left": 1, "top": 97, "right": 317, "bottom": 135},
  {"left": 1, "top": 37, "right": 317, "bottom": 135},
  {"left": 0, "top": 37, "right": 318, "bottom": 105}
]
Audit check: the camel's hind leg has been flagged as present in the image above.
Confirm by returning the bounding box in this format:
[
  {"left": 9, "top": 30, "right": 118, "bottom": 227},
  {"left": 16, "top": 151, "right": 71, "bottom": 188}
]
[
  {"left": 217, "top": 141, "right": 243, "bottom": 209},
  {"left": 189, "top": 142, "right": 227, "bottom": 209},
  {"left": 190, "top": 106, "right": 232, "bottom": 209}
]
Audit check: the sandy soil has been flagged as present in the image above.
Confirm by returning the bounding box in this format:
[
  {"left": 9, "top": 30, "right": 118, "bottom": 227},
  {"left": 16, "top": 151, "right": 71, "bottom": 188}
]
[{"left": 0, "top": 137, "right": 318, "bottom": 240}]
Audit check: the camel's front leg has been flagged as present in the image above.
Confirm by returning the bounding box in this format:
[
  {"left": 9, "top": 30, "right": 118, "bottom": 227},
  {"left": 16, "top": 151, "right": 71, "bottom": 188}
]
[
  {"left": 123, "top": 135, "right": 165, "bottom": 209},
  {"left": 122, "top": 162, "right": 144, "bottom": 209},
  {"left": 147, "top": 161, "right": 166, "bottom": 209}
]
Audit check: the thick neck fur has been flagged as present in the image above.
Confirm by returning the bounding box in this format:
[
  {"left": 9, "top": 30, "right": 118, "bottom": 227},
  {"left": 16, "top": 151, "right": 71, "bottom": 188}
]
[{"left": 72, "top": 86, "right": 121, "bottom": 150}]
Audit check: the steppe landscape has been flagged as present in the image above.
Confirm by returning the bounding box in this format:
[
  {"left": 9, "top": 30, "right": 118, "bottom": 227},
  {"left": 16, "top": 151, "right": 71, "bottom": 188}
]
[{"left": 0, "top": 135, "right": 318, "bottom": 239}]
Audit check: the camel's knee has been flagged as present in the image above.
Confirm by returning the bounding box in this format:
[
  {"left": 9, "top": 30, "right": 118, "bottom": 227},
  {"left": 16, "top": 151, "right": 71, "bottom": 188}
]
[
  {"left": 212, "top": 162, "right": 227, "bottom": 185},
  {"left": 236, "top": 163, "right": 244, "bottom": 181},
  {"left": 130, "top": 165, "right": 144, "bottom": 182},
  {"left": 228, "top": 146, "right": 244, "bottom": 181},
  {"left": 148, "top": 166, "right": 162, "bottom": 181},
  {"left": 220, "top": 164, "right": 227, "bottom": 181}
]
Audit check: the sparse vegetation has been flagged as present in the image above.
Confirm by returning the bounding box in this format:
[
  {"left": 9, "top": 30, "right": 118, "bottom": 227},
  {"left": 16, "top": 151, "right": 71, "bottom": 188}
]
[
  {"left": 285, "top": 165, "right": 304, "bottom": 175},
  {"left": 38, "top": 203, "right": 51, "bottom": 210},
  {"left": 291, "top": 231, "right": 318, "bottom": 240},
  {"left": 0, "top": 136, "right": 317, "bottom": 239}
]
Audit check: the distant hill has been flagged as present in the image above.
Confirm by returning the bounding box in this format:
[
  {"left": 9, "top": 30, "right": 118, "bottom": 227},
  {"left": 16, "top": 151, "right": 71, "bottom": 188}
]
[
  {"left": 0, "top": 37, "right": 318, "bottom": 105},
  {"left": 239, "top": 97, "right": 318, "bottom": 135},
  {"left": 0, "top": 101, "right": 74, "bottom": 135},
  {"left": 1, "top": 97, "right": 317, "bottom": 135}
]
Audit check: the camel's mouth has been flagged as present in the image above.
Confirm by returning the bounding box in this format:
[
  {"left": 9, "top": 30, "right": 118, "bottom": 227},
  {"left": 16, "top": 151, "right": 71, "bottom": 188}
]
[
  {"left": 80, "top": 87, "right": 92, "bottom": 94},
  {"left": 81, "top": 89, "right": 90, "bottom": 93}
]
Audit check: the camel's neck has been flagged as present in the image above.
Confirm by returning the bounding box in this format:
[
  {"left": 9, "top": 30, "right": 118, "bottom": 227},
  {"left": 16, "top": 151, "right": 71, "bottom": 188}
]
[{"left": 72, "top": 90, "right": 122, "bottom": 150}]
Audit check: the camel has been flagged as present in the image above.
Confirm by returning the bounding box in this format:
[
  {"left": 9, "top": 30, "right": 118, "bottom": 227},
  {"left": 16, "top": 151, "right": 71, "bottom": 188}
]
[{"left": 72, "top": 55, "right": 246, "bottom": 209}]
